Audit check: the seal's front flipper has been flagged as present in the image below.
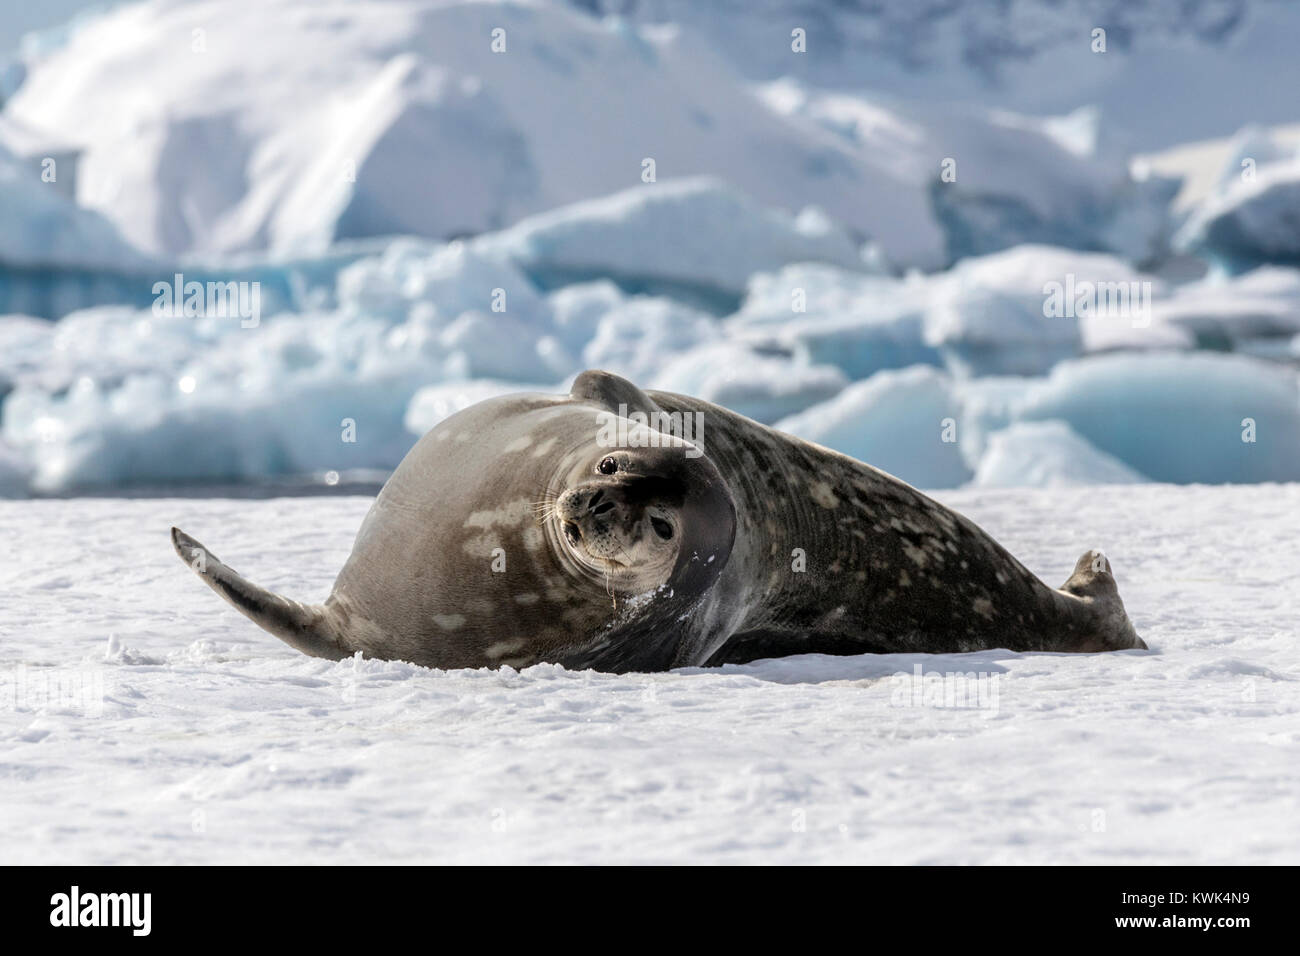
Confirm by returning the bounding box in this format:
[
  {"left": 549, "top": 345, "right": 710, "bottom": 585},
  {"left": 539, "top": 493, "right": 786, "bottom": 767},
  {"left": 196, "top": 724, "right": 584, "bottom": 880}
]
[
  {"left": 1058, "top": 550, "right": 1147, "bottom": 651},
  {"left": 170, "top": 527, "right": 350, "bottom": 660},
  {"left": 570, "top": 369, "right": 661, "bottom": 417}
]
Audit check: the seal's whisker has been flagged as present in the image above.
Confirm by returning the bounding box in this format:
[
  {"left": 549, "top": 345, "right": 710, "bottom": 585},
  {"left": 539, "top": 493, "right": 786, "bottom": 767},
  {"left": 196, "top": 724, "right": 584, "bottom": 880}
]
[{"left": 531, "top": 494, "right": 561, "bottom": 524}]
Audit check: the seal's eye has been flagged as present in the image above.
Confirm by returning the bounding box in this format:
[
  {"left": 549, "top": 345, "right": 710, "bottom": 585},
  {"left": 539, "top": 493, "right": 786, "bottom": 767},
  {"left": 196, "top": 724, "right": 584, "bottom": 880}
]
[
  {"left": 651, "top": 517, "right": 674, "bottom": 540},
  {"left": 598, "top": 456, "right": 618, "bottom": 475}
]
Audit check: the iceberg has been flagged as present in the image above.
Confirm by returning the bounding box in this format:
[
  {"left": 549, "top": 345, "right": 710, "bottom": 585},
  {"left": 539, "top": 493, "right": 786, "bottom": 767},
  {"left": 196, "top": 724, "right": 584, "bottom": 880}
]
[
  {"left": 1151, "top": 266, "right": 1300, "bottom": 349},
  {"left": 1175, "top": 126, "right": 1300, "bottom": 271},
  {"left": 1176, "top": 159, "right": 1300, "bottom": 271},
  {"left": 759, "top": 83, "right": 1175, "bottom": 266},
  {"left": 774, "top": 366, "right": 972, "bottom": 490},
  {"left": 972, "top": 420, "right": 1150, "bottom": 488},
  {"left": 0, "top": 138, "right": 160, "bottom": 318},
  {"left": 477, "top": 177, "right": 863, "bottom": 302},
  {"left": 731, "top": 264, "right": 940, "bottom": 380},
  {"left": 925, "top": 244, "right": 1158, "bottom": 376},
  {"left": 735, "top": 247, "right": 1173, "bottom": 382},
  {"left": 582, "top": 296, "right": 720, "bottom": 383},
  {"left": 1017, "top": 352, "right": 1300, "bottom": 484},
  {"left": 547, "top": 280, "right": 625, "bottom": 354},
  {"left": 649, "top": 342, "right": 847, "bottom": 424}
]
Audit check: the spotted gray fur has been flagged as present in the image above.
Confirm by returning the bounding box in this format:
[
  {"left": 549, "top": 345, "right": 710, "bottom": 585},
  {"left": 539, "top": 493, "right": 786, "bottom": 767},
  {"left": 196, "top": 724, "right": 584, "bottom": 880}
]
[{"left": 171, "top": 370, "right": 1146, "bottom": 673}]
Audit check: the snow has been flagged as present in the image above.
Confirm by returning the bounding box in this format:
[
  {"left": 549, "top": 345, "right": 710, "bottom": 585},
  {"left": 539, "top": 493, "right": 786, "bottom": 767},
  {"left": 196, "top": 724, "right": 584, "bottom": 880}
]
[
  {"left": 4, "top": 484, "right": 1298, "bottom": 864},
  {"left": 733, "top": 246, "right": 1183, "bottom": 381}
]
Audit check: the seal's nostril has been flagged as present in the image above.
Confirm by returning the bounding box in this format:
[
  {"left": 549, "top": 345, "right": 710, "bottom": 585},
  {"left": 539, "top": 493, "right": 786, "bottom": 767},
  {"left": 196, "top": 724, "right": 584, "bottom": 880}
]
[
  {"left": 589, "top": 489, "right": 605, "bottom": 507},
  {"left": 592, "top": 501, "right": 615, "bottom": 516}
]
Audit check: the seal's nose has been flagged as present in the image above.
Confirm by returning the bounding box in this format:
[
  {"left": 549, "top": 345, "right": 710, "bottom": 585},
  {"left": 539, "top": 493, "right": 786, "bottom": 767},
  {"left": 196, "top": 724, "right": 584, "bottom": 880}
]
[{"left": 588, "top": 489, "right": 615, "bottom": 516}]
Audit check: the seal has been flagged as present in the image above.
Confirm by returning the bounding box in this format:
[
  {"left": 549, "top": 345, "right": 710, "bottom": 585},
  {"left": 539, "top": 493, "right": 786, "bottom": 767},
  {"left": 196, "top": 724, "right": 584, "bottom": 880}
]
[{"left": 171, "top": 369, "right": 1146, "bottom": 672}]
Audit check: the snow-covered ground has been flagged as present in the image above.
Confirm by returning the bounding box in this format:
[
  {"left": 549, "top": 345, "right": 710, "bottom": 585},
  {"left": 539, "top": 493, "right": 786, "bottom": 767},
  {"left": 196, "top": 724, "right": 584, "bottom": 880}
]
[{"left": 3, "top": 484, "right": 1297, "bottom": 864}]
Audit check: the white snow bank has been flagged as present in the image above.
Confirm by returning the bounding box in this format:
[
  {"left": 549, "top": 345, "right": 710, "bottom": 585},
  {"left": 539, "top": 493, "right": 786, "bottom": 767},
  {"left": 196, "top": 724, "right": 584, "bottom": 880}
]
[
  {"left": 5, "top": 486, "right": 1299, "bottom": 863},
  {"left": 3, "top": 223, "right": 1299, "bottom": 493},
  {"left": 972, "top": 420, "right": 1149, "bottom": 488},
  {"left": 775, "top": 366, "right": 972, "bottom": 489}
]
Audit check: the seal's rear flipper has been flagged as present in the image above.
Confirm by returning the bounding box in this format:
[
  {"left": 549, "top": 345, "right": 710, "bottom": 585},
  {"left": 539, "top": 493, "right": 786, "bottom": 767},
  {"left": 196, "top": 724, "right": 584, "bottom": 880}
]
[
  {"left": 1059, "top": 549, "right": 1147, "bottom": 650},
  {"left": 170, "top": 527, "right": 349, "bottom": 660}
]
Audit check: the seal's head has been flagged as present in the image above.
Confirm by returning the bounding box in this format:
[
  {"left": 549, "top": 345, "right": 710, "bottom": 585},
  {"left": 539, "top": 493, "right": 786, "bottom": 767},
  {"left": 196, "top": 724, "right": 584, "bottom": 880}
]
[
  {"left": 549, "top": 439, "right": 736, "bottom": 599},
  {"left": 170, "top": 370, "right": 741, "bottom": 674}
]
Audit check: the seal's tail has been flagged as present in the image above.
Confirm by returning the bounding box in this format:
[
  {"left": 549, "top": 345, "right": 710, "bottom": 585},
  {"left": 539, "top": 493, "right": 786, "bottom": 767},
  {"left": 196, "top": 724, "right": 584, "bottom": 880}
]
[
  {"left": 170, "top": 527, "right": 350, "bottom": 660},
  {"left": 1059, "top": 549, "right": 1148, "bottom": 651}
]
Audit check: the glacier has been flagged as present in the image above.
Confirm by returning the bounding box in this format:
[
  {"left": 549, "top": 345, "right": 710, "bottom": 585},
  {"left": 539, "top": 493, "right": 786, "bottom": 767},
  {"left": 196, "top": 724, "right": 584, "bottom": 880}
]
[
  {"left": 1, "top": 0, "right": 1300, "bottom": 496},
  {"left": 1, "top": 0, "right": 1190, "bottom": 272}
]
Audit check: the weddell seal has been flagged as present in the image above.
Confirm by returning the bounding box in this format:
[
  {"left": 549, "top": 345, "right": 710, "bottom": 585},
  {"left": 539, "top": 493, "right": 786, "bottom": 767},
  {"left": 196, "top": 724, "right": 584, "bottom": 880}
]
[{"left": 171, "top": 369, "right": 1146, "bottom": 672}]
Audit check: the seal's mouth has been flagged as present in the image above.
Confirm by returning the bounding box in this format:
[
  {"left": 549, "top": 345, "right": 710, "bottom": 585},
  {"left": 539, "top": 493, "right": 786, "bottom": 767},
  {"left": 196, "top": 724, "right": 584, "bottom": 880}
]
[{"left": 562, "top": 520, "right": 629, "bottom": 567}]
